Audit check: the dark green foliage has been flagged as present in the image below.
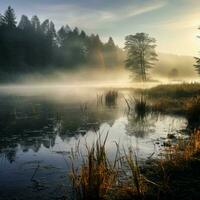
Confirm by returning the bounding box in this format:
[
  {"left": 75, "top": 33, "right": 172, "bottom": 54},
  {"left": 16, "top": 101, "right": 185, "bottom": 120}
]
[
  {"left": 31, "top": 15, "right": 40, "bottom": 31},
  {"left": 1, "top": 6, "right": 17, "bottom": 28},
  {"left": 125, "top": 33, "right": 158, "bottom": 81},
  {"left": 0, "top": 14, "right": 3, "bottom": 26},
  {"left": 18, "top": 15, "right": 32, "bottom": 30},
  {"left": 0, "top": 6, "right": 123, "bottom": 80}
]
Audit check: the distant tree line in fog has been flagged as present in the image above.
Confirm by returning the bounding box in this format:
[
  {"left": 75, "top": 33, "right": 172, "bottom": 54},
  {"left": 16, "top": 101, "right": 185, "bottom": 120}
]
[{"left": 0, "top": 6, "right": 124, "bottom": 77}]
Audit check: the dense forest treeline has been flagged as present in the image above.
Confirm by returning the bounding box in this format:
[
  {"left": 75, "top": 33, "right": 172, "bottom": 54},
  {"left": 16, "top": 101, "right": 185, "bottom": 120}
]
[
  {"left": 0, "top": 6, "right": 124, "bottom": 78},
  {"left": 0, "top": 6, "right": 198, "bottom": 83}
]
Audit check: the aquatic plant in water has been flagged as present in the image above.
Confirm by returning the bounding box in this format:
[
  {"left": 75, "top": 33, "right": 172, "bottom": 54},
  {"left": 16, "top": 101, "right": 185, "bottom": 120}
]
[{"left": 104, "top": 90, "right": 118, "bottom": 107}]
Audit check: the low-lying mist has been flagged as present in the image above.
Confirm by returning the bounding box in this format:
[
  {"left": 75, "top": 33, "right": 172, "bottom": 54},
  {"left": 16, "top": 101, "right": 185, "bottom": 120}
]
[
  {"left": 0, "top": 53, "right": 199, "bottom": 89},
  {"left": 18, "top": 53, "right": 198, "bottom": 86},
  {"left": 152, "top": 53, "right": 198, "bottom": 81}
]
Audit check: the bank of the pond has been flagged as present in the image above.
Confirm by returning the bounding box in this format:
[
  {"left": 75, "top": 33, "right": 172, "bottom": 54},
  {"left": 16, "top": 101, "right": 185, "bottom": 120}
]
[{"left": 137, "top": 83, "right": 200, "bottom": 127}]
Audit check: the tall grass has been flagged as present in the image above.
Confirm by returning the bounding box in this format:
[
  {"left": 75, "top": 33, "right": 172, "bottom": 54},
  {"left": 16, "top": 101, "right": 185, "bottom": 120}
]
[
  {"left": 69, "top": 133, "right": 118, "bottom": 200},
  {"left": 69, "top": 129, "right": 200, "bottom": 200},
  {"left": 152, "top": 129, "right": 200, "bottom": 196},
  {"left": 173, "top": 130, "right": 200, "bottom": 167},
  {"left": 134, "top": 96, "right": 149, "bottom": 119},
  {"left": 124, "top": 95, "right": 150, "bottom": 119},
  {"left": 69, "top": 133, "right": 154, "bottom": 200},
  {"left": 162, "top": 129, "right": 200, "bottom": 165},
  {"left": 122, "top": 148, "right": 148, "bottom": 198}
]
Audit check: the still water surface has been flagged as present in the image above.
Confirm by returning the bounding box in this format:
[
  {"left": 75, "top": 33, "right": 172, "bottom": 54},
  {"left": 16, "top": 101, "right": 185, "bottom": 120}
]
[{"left": 0, "top": 86, "right": 187, "bottom": 199}]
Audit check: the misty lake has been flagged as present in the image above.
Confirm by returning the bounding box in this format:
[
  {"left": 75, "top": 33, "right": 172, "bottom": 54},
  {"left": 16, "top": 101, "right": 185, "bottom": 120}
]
[{"left": 0, "top": 86, "right": 188, "bottom": 200}]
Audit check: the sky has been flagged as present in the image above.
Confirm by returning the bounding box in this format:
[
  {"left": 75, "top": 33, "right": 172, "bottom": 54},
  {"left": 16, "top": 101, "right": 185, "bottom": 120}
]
[{"left": 0, "top": 0, "right": 200, "bottom": 56}]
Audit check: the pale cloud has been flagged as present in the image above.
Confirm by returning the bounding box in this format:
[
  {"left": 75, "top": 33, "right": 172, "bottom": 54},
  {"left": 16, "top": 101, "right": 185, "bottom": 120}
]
[
  {"left": 36, "top": 0, "right": 167, "bottom": 29},
  {"left": 117, "top": 1, "right": 167, "bottom": 19}
]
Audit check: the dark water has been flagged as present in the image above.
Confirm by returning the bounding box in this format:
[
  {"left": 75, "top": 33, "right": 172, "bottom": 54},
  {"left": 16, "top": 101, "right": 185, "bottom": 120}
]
[{"left": 0, "top": 86, "right": 187, "bottom": 199}]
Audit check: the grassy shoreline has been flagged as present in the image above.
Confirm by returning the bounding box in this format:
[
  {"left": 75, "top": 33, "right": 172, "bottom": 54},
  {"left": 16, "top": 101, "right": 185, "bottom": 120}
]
[{"left": 137, "top": 83, "right": 200, "bottom": 127}]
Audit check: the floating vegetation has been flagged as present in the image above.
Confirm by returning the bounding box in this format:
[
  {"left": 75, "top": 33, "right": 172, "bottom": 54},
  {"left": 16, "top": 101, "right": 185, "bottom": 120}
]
[
  {"left": 104, "top": 90, "right": 118, "bottom": 107},
  {"left": 96, "top": 90, "right": 119, "bottom": 107},
  {"left": 134, "top": 96, "right": 149, "bottom": 119},
  {"left": 124, "top": 95, "right": 150, "bottom": 119}
]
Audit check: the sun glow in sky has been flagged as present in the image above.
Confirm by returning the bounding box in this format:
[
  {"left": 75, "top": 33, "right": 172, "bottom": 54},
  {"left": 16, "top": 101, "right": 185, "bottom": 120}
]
[{"left": 1, "top": 0, "right": 200, "bottom": 56}]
